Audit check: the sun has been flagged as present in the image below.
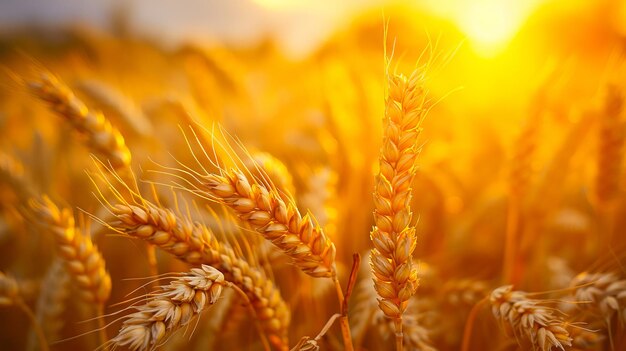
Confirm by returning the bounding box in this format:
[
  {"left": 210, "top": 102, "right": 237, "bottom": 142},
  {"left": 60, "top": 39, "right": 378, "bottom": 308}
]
[{"left": 419, "top": 0, "right": 547, "bottom": 57}]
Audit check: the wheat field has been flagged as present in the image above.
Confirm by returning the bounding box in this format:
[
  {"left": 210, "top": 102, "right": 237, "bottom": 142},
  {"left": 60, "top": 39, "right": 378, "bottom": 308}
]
[{"left": 0, "top": 2, "right": 626, "bottom": 351}]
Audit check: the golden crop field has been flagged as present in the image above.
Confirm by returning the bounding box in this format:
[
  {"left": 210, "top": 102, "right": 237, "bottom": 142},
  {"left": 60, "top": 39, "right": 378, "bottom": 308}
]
[{"left": 0, "top": 1, "right": 625, "bottom": 350}]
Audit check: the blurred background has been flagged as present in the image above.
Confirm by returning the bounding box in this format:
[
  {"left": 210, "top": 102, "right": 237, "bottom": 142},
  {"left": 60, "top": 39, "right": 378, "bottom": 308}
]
[{"left": 1, "top": 0, "right": 626, "bottom": 350}]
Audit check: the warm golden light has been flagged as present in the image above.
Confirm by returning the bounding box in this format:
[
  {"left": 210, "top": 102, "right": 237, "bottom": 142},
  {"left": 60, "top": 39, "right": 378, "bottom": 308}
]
[
  {"left": 420, "top": 0, "right": 546, "bottom": 56},
  {"left": 1, "top": 1, "right": 625, "bottom": 350}
]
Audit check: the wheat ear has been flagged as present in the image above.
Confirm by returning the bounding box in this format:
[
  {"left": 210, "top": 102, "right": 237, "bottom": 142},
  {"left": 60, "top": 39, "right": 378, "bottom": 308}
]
[
  {"left": 28, "top": 73, "right": 131, "bottom": 169},
  {"left": 109, "top": 265, "right": 225, "bottom": 351},
  {"left": 100, "top": 182, "right": 290, "bottom": 350},
  {"left": 490, "top": 285, "right": 573, "bottom": 351},
  {"left": 370, "top": 69, "right": 425, "bottom": 349},
  {"left": 199, "top": 167, "right": 355, "bottom": 350},
  {"left": 29, "top": 196, "right": 112, "bottom": 305},
  {"left": 201, "top": 168, "right": 337, "bottom": 279},
  {"left": 569, "top": 272, "right": 626, "bottom": 326}
]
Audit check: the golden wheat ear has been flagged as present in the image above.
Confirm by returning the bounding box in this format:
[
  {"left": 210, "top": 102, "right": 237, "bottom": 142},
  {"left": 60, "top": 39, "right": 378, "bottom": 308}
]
[
  {"left": 26, "top": 71, "right": 132, "bottom": 170},
  {"left": 108, "top": 265, "right": 225, "bottom": 351},
  {"left": 28, "top": 195, "right": 112, "bottom": 305},
  {"left": 162, "top": 125, "right": 338, "bottom": 280},
  {"left": 89, "top": 164, "right": 291, "bottom": 350},
  {"left": 369, "top": 68, "right": 427, "bottom": 350}
]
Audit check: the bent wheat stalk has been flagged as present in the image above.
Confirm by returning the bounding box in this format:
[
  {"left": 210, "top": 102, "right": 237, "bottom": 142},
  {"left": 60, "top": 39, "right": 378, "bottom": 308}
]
[{"left": 370, "top": 69, "right": 425, "bottom": 350}]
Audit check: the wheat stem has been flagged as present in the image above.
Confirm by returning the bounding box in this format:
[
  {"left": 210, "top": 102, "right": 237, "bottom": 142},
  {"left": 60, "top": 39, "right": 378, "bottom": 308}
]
[
  {"left": 18, "top": 300, "right": 49, "bottom": 351},
  {"left": 333, "top": 277, "right": 354, "bottom": 351},
  {"left": 227, "top": 282, "right": 272, "bottom": 351},
  {"left": 461, "top": 297, "right": 488, "bottom": 351},
  {"left": 96, "top": 305, "right": 108, "bottom": 351}
]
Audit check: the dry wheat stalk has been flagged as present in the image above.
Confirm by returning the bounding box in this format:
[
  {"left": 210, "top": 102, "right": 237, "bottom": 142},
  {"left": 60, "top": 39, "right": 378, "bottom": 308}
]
[
  {"left": 594, "top": 84, "right": 624, "bottom": 206},
  {"left": 28, "top": 73, "right": 131, "bottom": 169},
  {"left": 27, "top": 259, "right": 70, "bottom": 351},
  {"left": 104, "top": 191, "right": 290, "bottom": 350},
  {"left": 201, "top": 168, "right": 337, "bottom": 279},
  {"left": 490, "top": 285, "right": 572, "bottom": 351},
  {"left": 109, "top": 265, "right": 225, "bottom": 351},
  {"left": 29, "top": 196, "right": 111, "bottom": 304},
  {"left": 370, "top": 69, "right": 425, "bottom": 347}
]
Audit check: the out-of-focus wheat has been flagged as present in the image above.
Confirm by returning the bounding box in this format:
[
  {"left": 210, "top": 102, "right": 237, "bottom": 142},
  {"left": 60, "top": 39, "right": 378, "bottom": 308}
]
[
  {"left": 28, "top": 73, "right": 132, "bottom": 169},
  {"left": 29, "top": 196, "right": 111, "bottom": 305},
  {"left": 490, "top": 285, "right": 572, "bottom": 351}
]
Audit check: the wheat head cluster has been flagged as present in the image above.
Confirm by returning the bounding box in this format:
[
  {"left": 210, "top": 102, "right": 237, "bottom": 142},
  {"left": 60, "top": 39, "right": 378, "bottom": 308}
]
[{"left": 1, "top": 12, "right": 626, "bottom": 351}]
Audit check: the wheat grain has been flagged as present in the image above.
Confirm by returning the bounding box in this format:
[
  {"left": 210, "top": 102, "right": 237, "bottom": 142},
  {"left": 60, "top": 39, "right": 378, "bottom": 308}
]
[
  {"left": 109, "top": 265, "right": 225, "bottom": 351},
  {"left": 28, "top": 73, "right": 131, "bottom": 169}
]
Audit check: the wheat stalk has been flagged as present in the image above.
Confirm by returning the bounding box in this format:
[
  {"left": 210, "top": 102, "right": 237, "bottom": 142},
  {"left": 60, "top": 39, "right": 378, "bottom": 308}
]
[
  {"left": 27, "top": 73, "right": 131, "bottom": 170},
  {"left": 109, "top": 265, "right": 225, "bottom": 351},
  {"left": 27, "top": 259, "right": 70, "bottom": 351},
  {"left": 490, "top": 285, "right": 573, "bottom": 351},
  {"left": 370, "top": 68, "right": 426, "bottom": 349},
  {"left": 593, "top": 84, "right": 624, "bottom": 207}
]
